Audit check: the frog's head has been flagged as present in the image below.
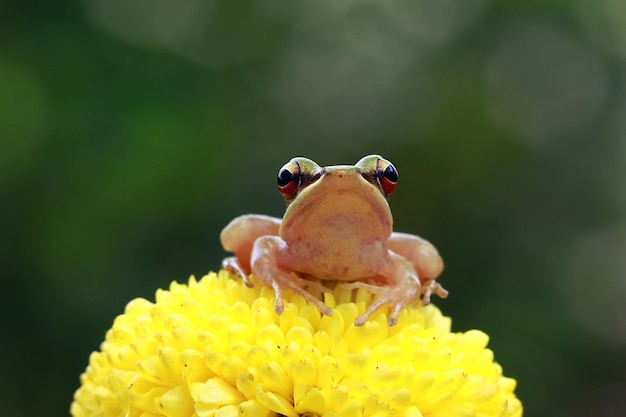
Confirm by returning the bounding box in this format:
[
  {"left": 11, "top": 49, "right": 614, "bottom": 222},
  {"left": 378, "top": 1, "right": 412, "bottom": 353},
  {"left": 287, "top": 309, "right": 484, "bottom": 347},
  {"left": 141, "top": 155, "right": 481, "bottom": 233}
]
[
  {"left": 277, "top": 155, "right": 398, "bottom": 241},
  {"left": 276, "top": 154, "right": 399, "bottom": 207}
]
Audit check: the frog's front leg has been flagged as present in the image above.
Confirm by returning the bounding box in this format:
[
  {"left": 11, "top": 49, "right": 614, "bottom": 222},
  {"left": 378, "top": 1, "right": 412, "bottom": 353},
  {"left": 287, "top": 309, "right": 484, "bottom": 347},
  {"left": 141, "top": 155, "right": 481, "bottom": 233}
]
[
  {"left": 250, "top": 236, "right": 334, "bottom": 317},
  {"left": 221, "top": 214, "right": 281, "bottom": 286}
]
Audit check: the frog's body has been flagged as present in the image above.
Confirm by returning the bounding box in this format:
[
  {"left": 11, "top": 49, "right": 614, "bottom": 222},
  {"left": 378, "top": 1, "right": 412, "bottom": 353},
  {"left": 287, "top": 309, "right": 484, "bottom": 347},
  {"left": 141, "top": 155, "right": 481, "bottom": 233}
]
[{"left": 221, "top": 155, "right": 447, "bottom": 326}]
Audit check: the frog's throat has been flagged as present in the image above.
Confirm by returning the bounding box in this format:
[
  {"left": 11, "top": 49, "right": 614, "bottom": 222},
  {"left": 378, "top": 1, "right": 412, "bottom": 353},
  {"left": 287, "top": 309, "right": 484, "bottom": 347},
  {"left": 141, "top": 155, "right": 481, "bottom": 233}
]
[{"left": 279, "top": 186, "right": 392, "bottom": 243}]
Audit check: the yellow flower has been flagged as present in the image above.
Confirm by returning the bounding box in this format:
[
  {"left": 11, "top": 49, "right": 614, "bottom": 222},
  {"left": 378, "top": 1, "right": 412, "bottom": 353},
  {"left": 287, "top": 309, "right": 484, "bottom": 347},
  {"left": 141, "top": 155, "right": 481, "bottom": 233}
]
[{"left": 71, "top": 270, "right": 522, "bottom": 417}]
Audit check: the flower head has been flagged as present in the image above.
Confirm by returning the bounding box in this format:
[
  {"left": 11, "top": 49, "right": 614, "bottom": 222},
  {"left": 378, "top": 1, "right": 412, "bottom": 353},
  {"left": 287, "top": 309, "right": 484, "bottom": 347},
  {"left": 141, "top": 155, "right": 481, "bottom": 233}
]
[{"left": 71, "top": 270, "right": 522, "bottom": 417}]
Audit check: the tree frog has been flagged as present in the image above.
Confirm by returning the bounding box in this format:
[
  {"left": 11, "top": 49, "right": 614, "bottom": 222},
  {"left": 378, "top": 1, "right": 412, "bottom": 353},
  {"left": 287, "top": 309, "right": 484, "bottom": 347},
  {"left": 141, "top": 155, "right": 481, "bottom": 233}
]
[{"left": 220, "top": 155, "right": 447, "bottom": 326}]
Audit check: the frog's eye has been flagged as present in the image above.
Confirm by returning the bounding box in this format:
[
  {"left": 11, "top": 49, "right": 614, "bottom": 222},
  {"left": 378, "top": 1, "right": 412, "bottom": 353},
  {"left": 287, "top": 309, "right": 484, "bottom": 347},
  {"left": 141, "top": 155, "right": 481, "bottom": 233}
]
[
  {"left": 356, "top": 154, "right": 399, "bottom": 197},
  {"left": 378, "top": 159, "right": 399, "bottom": 196},
  {"left": 277, "top": 162, "right": 300, "bottom": 199},
  {"left": 277, "top": 157, "right": 321, "bottom": 201}
]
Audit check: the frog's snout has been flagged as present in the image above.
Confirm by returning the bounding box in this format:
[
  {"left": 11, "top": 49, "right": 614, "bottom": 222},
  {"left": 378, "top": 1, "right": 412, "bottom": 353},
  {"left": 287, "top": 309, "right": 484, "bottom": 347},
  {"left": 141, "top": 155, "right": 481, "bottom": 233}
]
[
  {"left": 323, "top": 165, "right": 360, "bottom": 177},
  {"left": 318, "top": 165, "right": 374, "bottom": 192}
]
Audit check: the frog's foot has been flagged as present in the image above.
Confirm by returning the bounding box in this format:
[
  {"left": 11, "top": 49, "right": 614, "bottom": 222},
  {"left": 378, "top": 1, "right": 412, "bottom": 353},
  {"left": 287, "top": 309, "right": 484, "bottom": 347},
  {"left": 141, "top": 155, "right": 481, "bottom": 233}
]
[
  {"left": 421, "top": 279, "right": 449, "bottom": 306},
  {"left": 281, "top": 274, "right": 334, "bottom": 315},
  {"left": 265, "top": 273, "right": 334, "bottom": 317},
  {"left": 222, "top": 256, "right": 254, "bottom": 287},
  {"left": 345, "top": 278, "right": 447, "bottom": 326},
  {"left": 351, "top": 278, "right": 422, "bottom": 326}
]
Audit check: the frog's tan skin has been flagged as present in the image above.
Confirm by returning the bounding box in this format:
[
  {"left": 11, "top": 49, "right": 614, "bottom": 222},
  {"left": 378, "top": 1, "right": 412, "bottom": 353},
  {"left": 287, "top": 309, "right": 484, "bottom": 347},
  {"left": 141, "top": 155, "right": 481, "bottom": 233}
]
[{"left": 221, "top": 155, "right": 447, "bottom": 326}]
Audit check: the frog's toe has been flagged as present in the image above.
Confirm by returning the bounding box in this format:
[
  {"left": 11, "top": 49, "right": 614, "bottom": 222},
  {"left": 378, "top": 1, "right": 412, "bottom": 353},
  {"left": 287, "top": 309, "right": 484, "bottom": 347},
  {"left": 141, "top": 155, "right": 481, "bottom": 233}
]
[
  {"left": 388, "top": 304, "right": 403, "bottom": 326},
  {"left": 222, "top": 256, "right": 254, "bottom": 287},
  {"left": 421, "top": 280, "right": 449, "bottom": 306},
  {"left": 274, "top": 298, "right": 285, "bottom": 315},
  {"left": 277, "top": 278, "right": 333, "bottom": 317},
  {"left": 296, "top": 289, "right": 333, "bottom": 316},
  {"left": 315, "top": 302, "right": 334, "bottom": 317},
  {"left": 355, "top": 299, "right": 405, "bottom": 326},
  {"left": 341, "top": 281, "right": 385, "bottom": 294},
  {"left": 353, "top": 295, "right": 388, "bottom": 326},
  {"left": 353, "top": 277, "right": 423, "bottom": 326},
  {"left": 291, "top": 274, "right": 334, "bottom": 294}
]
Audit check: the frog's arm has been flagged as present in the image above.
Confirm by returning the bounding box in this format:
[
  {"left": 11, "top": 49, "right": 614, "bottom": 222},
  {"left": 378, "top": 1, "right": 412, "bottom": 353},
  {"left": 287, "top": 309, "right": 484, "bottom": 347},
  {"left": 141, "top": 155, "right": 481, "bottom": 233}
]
[{"left": 249, "top": 235, "right": 334, "bottom": 317}]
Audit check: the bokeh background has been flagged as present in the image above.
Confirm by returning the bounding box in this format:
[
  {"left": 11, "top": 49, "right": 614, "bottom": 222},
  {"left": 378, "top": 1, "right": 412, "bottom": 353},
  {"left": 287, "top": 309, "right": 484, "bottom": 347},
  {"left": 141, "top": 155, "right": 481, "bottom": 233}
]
[{"left": 2, "top": 1, "right": 626, "bottom": 416}]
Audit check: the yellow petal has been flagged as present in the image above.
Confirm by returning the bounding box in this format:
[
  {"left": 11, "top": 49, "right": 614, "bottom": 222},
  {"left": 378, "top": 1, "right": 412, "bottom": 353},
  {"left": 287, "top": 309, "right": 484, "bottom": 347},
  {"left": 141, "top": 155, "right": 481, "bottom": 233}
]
[
  {"left": 238, "top": 399, "right": 273, "bottom": 417},
  {"left": 294, "top": 385, "right": 326, "bottom": 415},
  {"left": 157, "top": 385, "right": 194, "bottom": 417},
  {"left": 259, "top": 360, "right": 293, "bottom": 399},
  {"left": 197, "top": 377, "right": 246, "bottom": 406},
  {"left": 255, "top": 385, "right": 297, "bottom": 417}
]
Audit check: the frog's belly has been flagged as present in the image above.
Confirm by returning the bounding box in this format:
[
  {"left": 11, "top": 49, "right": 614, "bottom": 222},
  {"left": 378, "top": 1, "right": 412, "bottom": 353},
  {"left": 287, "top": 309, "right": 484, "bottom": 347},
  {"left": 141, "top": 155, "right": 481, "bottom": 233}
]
[{"left": 282, "top": 239, "right": 390, "bottom": 280}]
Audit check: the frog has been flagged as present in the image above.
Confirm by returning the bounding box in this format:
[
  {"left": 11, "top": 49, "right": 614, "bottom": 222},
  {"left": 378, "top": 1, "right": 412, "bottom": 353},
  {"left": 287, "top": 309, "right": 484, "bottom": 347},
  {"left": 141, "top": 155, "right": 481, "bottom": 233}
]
[{"left": 220, "top": 154, "right": 447, "bottom": 326}]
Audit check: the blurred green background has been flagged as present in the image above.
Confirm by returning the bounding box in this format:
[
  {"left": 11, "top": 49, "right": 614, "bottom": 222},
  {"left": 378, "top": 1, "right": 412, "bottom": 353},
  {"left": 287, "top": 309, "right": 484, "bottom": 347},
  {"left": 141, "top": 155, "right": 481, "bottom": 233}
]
[{"left": 2, "top": 1, "right": 625, "bottom": 416}]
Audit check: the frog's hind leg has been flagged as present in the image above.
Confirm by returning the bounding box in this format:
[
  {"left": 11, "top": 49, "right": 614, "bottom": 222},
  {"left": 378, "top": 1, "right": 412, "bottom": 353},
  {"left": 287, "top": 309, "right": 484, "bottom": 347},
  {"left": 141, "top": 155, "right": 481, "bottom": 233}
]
[
  {"left": 387, "top": 232, "right": 444, "bottom": 283},
  {"left": 250, "top": 236, "right": 334, "bottom": 317}
]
